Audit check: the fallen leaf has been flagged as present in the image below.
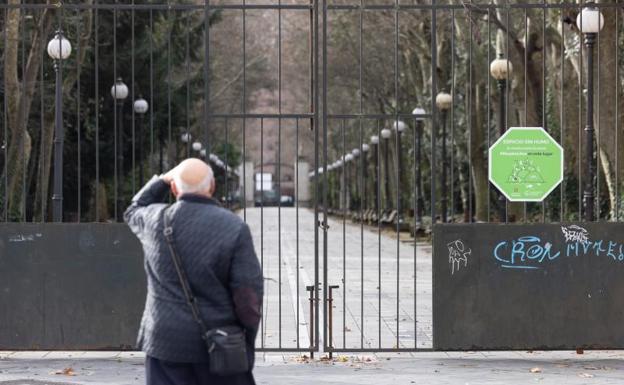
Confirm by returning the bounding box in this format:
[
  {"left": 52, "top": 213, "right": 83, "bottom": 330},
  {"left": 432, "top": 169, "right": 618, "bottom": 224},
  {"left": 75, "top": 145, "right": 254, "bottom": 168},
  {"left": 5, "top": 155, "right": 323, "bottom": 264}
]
[
  {"left": 337, "top": 355, "right": 349, "bottom": 362},
  {"left": 530, "top": 367, "right": 542, "bottom": 373},
  {"left": 53, "top": 367, "right": 76, "bottom": 376}
]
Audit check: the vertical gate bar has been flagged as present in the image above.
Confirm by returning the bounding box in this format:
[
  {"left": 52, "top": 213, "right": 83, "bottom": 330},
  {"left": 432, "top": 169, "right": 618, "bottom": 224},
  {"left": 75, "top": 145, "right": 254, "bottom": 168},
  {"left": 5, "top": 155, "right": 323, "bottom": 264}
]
[
  {"left": 616, "top": 5, "right": 620, "bottom": 222},
  {"left": 113, "top": 4, "right": 118, "bottom": 221},
  {"left": 468, "top": 5, "right": 473, "bottom": 222},
  {"left": 20, "top": 11, "right": 26, "bottom": 222},
  {"left": 296, "top": 118, "right": 300, "bottom": 349},
  {"left": 242, "top": 0, "right": 247, "bottom": 221},
  {"left": 319, "top": 0, "right": 325, "bottom": 353},
  {"left": 394, "top": 0, "right": 400, "bottom": 350},
  {"left": 597, "top": 13, "right": 601, "bottom": 221},
  {"left": 377, "top": 119, "right": 381, "bottom": 349},
  {"left": 204, "top": 0, "right": 210, "bottom": 170},
  {"left": 2, "top": 8, "right": 5, "bottom": 221},
  {"left": 225, "top": 119, "right": 229, "bottom": 209},
  {"left": 578, "top": 3, "right": 583, "bottom": 220},
  {"left": 431, "top": 1, "right": 437, "bottom": 224},
  {"left": 76, "top": 8, "right": 82, "bottom": 222},
  {"left": 150, "top": 9, "right": 154, "bottom": 177},
  {"left": 341, "top": 118, "right": 346, "bottom": 349},
  {"left": 2, "top": 8, "right": 6, "bottom": 222},
  {"left": 359, "top": 0, "right": 364, "bottom": 351},
  {"left": 413, "top": 116, "right": 417, "bottom": 349},
  {"left": 2, "top": 8, "right": 4, "bottom": 222},
  {"left": 524, "top": 8, "right": 528, "bottom": 222},
  {"left": 561, "top": 13, "right": 565, "bottom": 221},
  {"left": 328, "top": 285, "right": 337, "bottom": 357},
  {"left": 278, "top": 0, "right": 283, "bottom": 349},
  {"left": 40, "top": 16, "right": 45, "bottom": 222},
  {"left": 167, "top": 5, "right": 172, "bottom": 179},
  {"left": 186, "top": 14, "right": 191, "bottom": 158},
  {"left": 542, "top": 0, "right": 546, "bottom": 222},
  {"left": 95, "top": 4, "right": 99, "bottom": 222},
  {"left": 131, "top": 1, "right": 136, "bottom": 196},
  {"left": 504, "top": 4, "right": 509, "bottom": 222},
  {"left": 307, "top": 285, "right": 315, "bottom": 357},
  {"left": 451, "top": 8, "right": 456, "bottom": 222},
  {"left": 260, "top": 117, "right": 265, "bottom": 348},
  {"left": 359, "top": 118, "right": 364, "bottom": 350},
  {"left": 486, "top": 7, "right": 491, "bottom": 222}
]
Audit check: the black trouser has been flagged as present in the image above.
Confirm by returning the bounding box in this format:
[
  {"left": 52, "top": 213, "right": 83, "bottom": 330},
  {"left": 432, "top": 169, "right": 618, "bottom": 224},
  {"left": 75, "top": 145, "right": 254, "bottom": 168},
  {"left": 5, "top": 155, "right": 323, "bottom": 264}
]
[{"left": 145, "top": 356, "right": 256, "bottom": 385}]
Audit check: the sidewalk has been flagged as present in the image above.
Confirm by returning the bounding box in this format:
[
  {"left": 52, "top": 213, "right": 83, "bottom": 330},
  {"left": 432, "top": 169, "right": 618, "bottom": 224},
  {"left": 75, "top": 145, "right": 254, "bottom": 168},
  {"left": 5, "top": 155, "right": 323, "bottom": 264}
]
[{"left": 1, "top": 351, "right": 623, "bottom": 384}]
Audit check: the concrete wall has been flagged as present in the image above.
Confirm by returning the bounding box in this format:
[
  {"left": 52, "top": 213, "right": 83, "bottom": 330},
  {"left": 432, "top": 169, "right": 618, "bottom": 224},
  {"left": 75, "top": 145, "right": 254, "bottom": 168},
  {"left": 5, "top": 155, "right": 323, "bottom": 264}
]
[
  {"left": 294, "top": 161, "right": 310, "bottom": 205},
  {"left": 238, "top": 161, "right": 255, "bottom": 205},
  {"left": 0, "top": 224, "right": 145, "bottom": 350}
]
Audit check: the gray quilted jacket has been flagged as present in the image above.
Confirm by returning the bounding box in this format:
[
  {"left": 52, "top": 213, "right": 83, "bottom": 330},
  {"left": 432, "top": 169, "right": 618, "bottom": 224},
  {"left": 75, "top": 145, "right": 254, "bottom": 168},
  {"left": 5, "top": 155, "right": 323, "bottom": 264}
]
[{"left": 124, "top": 176, "right": 263, "bottom": 365}]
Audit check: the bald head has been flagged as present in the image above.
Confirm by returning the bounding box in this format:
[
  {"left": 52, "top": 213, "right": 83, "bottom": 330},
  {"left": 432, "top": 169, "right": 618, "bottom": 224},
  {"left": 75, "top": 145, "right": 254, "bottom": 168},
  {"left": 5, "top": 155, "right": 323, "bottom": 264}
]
[{"left": 170, "top": 158, "right": 215, "bottom": 198}]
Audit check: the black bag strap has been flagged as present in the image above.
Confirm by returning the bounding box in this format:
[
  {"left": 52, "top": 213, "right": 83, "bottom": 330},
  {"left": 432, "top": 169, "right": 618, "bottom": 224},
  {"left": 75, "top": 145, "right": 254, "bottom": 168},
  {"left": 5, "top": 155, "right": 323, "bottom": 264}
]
[{"left": 161, "top": 206, "right": 210, "bottom": 339}]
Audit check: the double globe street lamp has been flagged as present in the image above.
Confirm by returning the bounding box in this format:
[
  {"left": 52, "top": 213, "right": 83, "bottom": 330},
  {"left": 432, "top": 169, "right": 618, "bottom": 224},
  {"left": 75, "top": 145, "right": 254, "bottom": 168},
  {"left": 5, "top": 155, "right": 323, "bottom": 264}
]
[{"left": 47, "top": 31, "right": 72, "bottom": 222}]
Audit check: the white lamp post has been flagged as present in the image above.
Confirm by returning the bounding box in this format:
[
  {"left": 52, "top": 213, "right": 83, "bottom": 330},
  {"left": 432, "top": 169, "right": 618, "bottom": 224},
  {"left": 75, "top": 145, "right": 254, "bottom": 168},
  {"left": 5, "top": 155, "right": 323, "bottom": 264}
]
[
  {"left": 381, "top": 128, "right": 392, "bottom": 211},
  {"left": 370, "top": 135, "right": 380, "bottom": 213},
  {"left": 412, "top": 107, "right": 426, "bottom": 224},
  {"left": 111, "top": 78, "right": 128, "bottom": 221},
  {"left": 48, "top": 31, "right": 72, "bottom": 222},
  {"left": 134, "top": 97, "right": 149, "bottom": 186},
  {"left": 436, "top": 92, "right": 452, "bottom": 222},
  {"left": 577, "top": 4, "right": 604, "bottom": 221},
  {"left": 393, "top": 120, "right": 407, "bottom": 222},
  {"left": 490, "top": 54, "right": 513, "bottom": 222}
]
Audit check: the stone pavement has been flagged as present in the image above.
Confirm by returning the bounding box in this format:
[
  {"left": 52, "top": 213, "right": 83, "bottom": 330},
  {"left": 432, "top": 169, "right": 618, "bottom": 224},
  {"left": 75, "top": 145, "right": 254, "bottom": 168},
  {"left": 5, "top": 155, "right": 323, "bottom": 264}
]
[{"left": 2, "top": 351, "right": 624, "bottom": 384}]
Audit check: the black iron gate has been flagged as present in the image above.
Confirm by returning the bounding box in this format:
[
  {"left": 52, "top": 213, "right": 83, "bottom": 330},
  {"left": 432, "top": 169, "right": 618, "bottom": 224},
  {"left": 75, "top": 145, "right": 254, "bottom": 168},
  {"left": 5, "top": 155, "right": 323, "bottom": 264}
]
[{"left": 1, "top": 1, "right": 623, "bottom": 354}]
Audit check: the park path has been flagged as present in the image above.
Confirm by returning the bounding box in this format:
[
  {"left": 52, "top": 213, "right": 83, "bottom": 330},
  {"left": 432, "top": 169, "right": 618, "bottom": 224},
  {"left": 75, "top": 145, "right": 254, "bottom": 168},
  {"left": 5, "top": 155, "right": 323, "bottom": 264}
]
[{"left": 240, "top": 207, "right": 432, "bottom": 352}]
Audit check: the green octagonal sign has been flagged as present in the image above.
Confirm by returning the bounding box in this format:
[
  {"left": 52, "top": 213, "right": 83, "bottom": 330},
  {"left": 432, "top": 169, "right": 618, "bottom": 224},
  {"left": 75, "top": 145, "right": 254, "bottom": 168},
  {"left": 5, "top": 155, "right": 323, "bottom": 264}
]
[{"left": 489, "top": 127, "right": 563, "bottom": 202}]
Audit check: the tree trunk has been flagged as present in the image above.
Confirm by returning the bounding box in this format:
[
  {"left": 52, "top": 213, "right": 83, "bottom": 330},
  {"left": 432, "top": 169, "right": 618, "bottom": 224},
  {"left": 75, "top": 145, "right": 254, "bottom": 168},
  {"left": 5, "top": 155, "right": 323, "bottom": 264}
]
[
  {"left": 594, "top": 2, "right": 622, "bottom": 219},
  {"left": 3, "top": 2, "right": 52, "bottom": 220},
  {"left": 471, "top": 83, "right": 489, "bottom": 222}
]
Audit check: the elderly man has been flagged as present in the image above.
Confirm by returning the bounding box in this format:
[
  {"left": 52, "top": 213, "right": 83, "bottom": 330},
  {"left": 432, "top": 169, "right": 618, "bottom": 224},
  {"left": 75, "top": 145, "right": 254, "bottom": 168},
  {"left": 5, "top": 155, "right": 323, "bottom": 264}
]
[{"left": 125, "top": 158, "right": 263, "bottom": 385}]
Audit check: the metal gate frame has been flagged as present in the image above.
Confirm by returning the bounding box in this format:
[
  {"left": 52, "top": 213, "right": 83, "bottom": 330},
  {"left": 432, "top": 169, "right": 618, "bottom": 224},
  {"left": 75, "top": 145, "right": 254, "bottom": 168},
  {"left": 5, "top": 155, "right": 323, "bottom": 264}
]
[{"left": 2, "top": 1, "right": 621, "bottom": 354}]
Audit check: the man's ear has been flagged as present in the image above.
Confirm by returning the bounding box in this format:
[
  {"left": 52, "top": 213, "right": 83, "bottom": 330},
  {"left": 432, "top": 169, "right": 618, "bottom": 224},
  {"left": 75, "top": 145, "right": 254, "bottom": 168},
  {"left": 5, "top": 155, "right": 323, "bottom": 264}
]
[
  {"left": 209, "top": 178, "right": 216, "bottom": 196},
  {"left": 170, "top": 181, "right": 179, "bottom": 198}
]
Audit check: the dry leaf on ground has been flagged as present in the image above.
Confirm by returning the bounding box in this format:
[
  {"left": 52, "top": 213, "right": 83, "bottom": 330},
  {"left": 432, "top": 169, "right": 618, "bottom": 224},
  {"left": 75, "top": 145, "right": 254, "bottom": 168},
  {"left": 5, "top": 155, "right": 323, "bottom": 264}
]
[{"left": 53, "top": 367, "right": 76, "bottom": 376}]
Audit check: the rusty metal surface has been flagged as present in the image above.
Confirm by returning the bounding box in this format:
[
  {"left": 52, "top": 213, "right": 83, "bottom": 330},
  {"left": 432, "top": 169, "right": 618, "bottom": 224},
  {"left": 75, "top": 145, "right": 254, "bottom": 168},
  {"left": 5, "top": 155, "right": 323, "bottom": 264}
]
[{"left": 0, "top": 224, "right": 145, "bottom": 350}]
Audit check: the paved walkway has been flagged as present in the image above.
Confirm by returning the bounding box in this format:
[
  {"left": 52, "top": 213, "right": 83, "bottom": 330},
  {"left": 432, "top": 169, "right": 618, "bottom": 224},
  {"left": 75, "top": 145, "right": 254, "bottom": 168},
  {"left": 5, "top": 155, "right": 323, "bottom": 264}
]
[
  {"left": 241, "top": 207, "right": 431, "bottom": 351},
  {"left": 2, "top": 351, "right": 624, "bottom": 384}
]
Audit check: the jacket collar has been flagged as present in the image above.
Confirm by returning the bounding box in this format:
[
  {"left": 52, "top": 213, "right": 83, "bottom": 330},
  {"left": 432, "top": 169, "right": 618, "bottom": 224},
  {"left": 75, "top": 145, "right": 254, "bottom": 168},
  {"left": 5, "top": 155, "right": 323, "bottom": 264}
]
[{"left": 178, "top": 194, "right": 220, "bottom": 206}]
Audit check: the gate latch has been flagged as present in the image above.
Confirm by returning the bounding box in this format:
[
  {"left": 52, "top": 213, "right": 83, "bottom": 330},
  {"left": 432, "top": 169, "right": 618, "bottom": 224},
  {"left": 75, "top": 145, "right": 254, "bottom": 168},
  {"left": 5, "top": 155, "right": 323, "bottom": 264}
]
[{"left": 318, "top": 220, "right": 329, "bottom": 231}]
